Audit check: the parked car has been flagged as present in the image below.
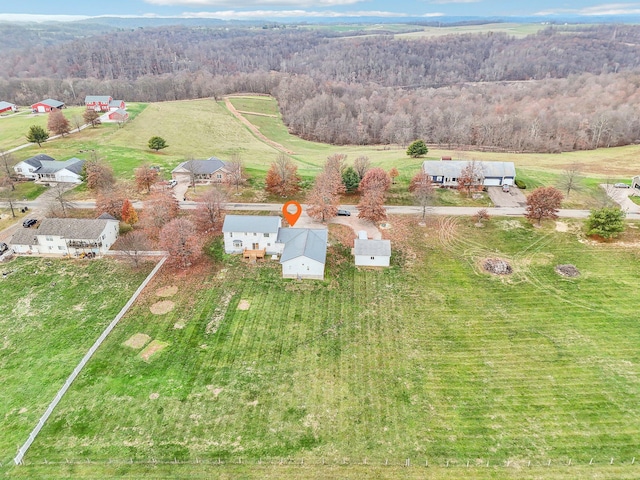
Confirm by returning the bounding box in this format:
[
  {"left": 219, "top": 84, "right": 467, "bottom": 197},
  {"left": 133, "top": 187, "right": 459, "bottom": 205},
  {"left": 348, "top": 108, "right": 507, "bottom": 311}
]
[
  {"left": 168, "top": 179, "right": 178, "bottom": 188},
  {"left": 614, "top": 183, "right": 630, "bottom": 188},
  {"left": 22, "top": 218, "right": 37, "bottom": 228},
  {"left": 337, "top": 209, "right": 351, "bottom": 216},
  {"left": 0, "top": 243, "right": 7, "bottom": 254}
]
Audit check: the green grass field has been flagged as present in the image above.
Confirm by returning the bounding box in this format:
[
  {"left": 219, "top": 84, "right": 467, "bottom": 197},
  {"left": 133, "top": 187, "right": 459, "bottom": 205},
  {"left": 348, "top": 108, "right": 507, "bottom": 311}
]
[
  {"left": 2, "top": 95, "right": 640, "bottom": 208},
  {"left": 4, "top": 218, "right": 640, "bottom": 478},
  {"left": 0, "top": 258, "right": 153, "bottom": 468}
]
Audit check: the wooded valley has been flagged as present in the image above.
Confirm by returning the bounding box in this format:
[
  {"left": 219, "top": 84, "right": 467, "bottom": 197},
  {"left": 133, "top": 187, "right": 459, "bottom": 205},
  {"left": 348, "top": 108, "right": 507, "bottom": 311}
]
[{"left": 1, "top": 23, "right": 639, "bottom": 152}]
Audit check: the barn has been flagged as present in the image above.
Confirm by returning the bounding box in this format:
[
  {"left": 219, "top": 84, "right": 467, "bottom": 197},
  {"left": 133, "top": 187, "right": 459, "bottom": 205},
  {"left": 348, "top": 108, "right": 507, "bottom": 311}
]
[
  {"left": 85, "top": 95, "right": 112, "bottom": 112},
  {"left": 31, "top": 99, "right": 64, "bottom": 113},
  {"left": 107, "top": 108, "right": 129, "bottom": 123},
  {"left": 0, "top": 101, "right": 17, "bottom": 114}
]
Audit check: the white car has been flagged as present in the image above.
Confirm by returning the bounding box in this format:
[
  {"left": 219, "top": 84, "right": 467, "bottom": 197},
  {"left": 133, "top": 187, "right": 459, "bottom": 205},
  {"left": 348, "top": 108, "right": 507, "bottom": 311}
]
[
  {"left": 614, "top": 183, "right": 630, "bottom": 188},
  {"left": 168, "top": 179, "right": 178, "bottom": 188}
]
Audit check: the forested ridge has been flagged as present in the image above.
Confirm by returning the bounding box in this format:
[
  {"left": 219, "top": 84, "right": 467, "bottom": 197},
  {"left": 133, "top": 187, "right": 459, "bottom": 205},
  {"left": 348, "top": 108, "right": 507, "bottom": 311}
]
[{"left": 2, "top": 23, "right": 640, "bottom": 152}]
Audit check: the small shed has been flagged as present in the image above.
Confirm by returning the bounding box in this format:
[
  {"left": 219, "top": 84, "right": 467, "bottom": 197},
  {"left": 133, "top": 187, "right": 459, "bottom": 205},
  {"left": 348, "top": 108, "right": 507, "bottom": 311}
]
[
  {"left": 354, "top": 239, "right": 391, "bottom": 267},
  {"left": 632, "top": 175, "right": 640, "bottom": 190}
]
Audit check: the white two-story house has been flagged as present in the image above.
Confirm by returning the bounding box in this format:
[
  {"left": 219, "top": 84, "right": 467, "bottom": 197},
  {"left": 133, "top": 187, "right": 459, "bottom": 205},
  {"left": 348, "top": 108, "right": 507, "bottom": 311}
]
[{"left": 222, "top": 215, "right": 282, "bottom": 254}]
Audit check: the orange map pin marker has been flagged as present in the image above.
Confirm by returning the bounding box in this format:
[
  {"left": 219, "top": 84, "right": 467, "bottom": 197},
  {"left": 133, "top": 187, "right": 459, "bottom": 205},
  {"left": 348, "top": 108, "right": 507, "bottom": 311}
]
[{"left": 283, "top": 200, "right": 302, "bottom": 227}]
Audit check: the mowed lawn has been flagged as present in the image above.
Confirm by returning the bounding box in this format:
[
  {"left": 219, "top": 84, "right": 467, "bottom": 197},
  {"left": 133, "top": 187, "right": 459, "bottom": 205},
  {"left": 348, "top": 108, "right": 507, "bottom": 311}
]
[
  {"left": 10, "top": 219, "right": 640, "bottom": 478},
  {"left": 0, "top": 258, "right": 153, "bottom": 467}
]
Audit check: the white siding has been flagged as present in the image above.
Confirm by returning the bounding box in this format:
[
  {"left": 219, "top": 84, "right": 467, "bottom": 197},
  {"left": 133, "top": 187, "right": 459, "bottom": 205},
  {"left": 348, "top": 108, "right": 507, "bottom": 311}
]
[
  {"left": 281, "top": 257, "right": 325, "bottom": 280},
  {"left": 355, "top": 255, "right": 390, "bottom": 267},
  {"left": 54, "top": 168, "right": 82, "bottom": 183},
  {"left": 223, "top": 231, "right": 281, "bottom": 255}
]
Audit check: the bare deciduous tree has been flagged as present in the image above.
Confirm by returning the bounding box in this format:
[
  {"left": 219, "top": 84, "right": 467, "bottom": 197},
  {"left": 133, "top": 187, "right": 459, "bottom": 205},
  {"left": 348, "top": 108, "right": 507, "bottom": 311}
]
[
  {"left": 47, "top": 110, "right": 70, "bottom": 136},
  {"left": 557, "top": 162, "right": 583, "bottom": 198},
  {"left": 117, "top": 230, "right": 150, "bottom": 268},
  {"left": 47, "top": 183, "right": 74, "bottom": 217},
  {"left": 409, "top": 170, "right": 435, "bottom": 222},
  {"left": 353, "top": 155, "right": 371, "bottom": 180},
  {"left": 457, "top": 161, "right": 484, "bottom": 197},
  {"left": 194, "top": 188, "right": 227, "bottom": 234},
  {"left": 226, "top": 154, "right": 246, "bottom": 194}
]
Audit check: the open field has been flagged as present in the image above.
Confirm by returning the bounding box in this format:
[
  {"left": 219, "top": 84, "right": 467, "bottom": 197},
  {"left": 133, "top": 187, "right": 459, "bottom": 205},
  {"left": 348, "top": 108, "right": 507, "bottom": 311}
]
[
  {"left": 2, "top": 95, "right": 640, "bottom": 208},
  {"left": 4, "top": 218, "right": 640, "bottom": 478},
  {"left": 0, "top": 257, "right": 153, "bottom": 467}
]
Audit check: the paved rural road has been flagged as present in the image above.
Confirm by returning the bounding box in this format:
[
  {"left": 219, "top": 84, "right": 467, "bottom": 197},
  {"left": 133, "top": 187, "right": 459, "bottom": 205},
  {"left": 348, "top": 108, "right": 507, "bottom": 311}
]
[{"left": 4, "top": 198, "right": 640, "bottom": 220}]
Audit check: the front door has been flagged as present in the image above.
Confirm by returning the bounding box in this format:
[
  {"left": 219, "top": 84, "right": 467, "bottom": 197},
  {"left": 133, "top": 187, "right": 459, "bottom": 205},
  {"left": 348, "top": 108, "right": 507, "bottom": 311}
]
[{"left": 252, "top": 243, "right": 260, "bottom": 250}]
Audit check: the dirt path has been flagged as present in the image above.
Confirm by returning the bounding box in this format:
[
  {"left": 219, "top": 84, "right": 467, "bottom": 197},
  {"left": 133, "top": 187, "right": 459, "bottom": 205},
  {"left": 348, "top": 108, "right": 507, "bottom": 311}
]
[{"left": 223, "top": 97, "right": 295, "bottom": 155}]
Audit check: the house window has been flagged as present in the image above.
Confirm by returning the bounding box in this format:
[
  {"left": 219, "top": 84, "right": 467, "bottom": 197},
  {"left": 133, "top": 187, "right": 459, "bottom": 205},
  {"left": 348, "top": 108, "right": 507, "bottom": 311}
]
[
  {"left": 216, "top": 174, "right": 222, "bottom": 179},
  {"left": 252, "top": 243, "right": 259, "bottom": 249},
  {"left": 264, "top": 233, "right": 270, "bottom": 238},
  {"left": 452, "top": 178, "right": 457, "bottom": 182},
  {"left": 253, "top": 233, "right": 257, "bottom": 236},
  {"left": 371, "top": 257, "right": 375, "bottom": 260},
  {"left": 58, "top": 246, "right": 64, "bottom": 250},
  {"left": 48, "top": 246, "right": 53, "bottom": 250},
  {"left": 16, "top": 167, "right": 22, "bottom": 172},
  {"left": 233, "top": 240, "right": 243, "bottom": 248},
  {"left": 229, "top": 232, "right": 233, "bottom": 238},
  {"left": 46, "top": 236, "right": 53, "bottom": 241},
  {"left": 267, "top": 243, "right": 271, "bottom": 247}
]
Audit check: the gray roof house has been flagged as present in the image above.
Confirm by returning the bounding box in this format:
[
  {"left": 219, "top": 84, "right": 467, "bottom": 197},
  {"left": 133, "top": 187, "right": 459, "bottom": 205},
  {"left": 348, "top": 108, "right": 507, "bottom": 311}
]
[
  {"left": 171, "top": 157, "right": 230, "bottom": 183},
  {"left": 33, "top": 157, "right": 85, "bottom": 183},
  {"left": 10, "top": 218, "right": 119, "bottom": 256},
  {"left": 354, "top": 239, "right": 391, "bottom": 267},
  {"left": 276, "top": 228, "right": 328, "bottom": 280},
  {"left": 13, "top": 154, "right": 56, "bottom": 179},
  {"left": 422, "top": 160, "right": 516, "bottom": 187}
]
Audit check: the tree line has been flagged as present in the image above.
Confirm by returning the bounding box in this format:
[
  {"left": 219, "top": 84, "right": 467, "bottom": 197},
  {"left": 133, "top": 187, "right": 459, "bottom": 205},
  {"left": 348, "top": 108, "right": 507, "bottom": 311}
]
[{"left": 1, "top": 24, "right": 640, "bottom": 152}]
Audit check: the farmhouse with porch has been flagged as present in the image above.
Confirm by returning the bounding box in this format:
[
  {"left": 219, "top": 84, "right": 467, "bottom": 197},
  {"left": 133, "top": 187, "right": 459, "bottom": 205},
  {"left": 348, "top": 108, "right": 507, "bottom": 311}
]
[
  {"left": 172, "top": 157, "right": 231, "bottom": 184},
  {"left": 31, "top": 98, "right": 64, "bottom": 113},
  {"left": 13, "top": 154, "right": 57, "bottom": 179},
  {"left": 9, "top": 218, "right": 119, "bottom": 256},
  {"left": 422, "top": 160, "right": 516, "bottom": 188},
  {"left": 84, "top": 95, "right": 126, "bottom": 112}
]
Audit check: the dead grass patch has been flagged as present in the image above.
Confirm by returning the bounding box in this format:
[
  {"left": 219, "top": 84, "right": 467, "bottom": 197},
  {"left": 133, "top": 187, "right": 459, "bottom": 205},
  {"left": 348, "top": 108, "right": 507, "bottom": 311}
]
[
  {"left": 150, "top": 300, "right": 175, "bottom": 315},
  {"left": 149, "top": 392, "right": 160, "bottom": 400},
  {"left": 482, "top": 258, "right": 513, "bottom": 275},
  {"left": 123, "top": 333, "right": 151, "bottom": 349},
  {"left": 237, "top": 299, "right": 250, "bottom": 310},
  {"left": 206, "top": 385, "right": 224, "bottom": 397},
  {"left": 206, "top": 292, "right": 233, "bottom": 334},
  {"left": 173, "top": 320, "right": 186, "bottom": 329},
  {"left": 139, "top": 340, "right": 169, "bottom": 362},
  {"left": 156, "top": 285, "right": 178, "bottom": 297}
]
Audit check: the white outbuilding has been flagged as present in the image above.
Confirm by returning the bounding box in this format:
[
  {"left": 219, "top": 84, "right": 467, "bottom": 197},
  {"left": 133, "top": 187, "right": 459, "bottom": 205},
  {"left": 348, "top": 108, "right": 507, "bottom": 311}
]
[
  {"left": 354, "top": 238, "right": 391, "bottom": 267},
  {"left": 276, "top": 228, "right": 328, "bottom": 280}
]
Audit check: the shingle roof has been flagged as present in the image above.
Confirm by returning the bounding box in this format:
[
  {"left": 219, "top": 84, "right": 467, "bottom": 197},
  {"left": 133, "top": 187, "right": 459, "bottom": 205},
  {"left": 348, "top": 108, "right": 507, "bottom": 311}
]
[
  {"left": 0, "top": 101, "right": 16, "bottom": 110},
  {"left": 109, "top": 108, "right": 127, "bottom": 116},
  {"left": 9, "top": 228, "right": 38, "bottom": 246},
  {"left": 97, "top": 212, "right": 117, "bottom": 220},
  {"left": 85, "top": 95, "right": 112, "bottom": 103},
  {"left": 354, "top": 239, "right": 391, "bottom": 257},
  {"left": 172, "top": 157, "right": 227, "bottom": 175},
  {"left": 222, "top": 215, "right": 281, "bottom": 234},
  {"left": 277, "top": 228, "right": 328, "bottom": 264},
  {"left": 422, "top": 160, "right": 516, "bottom": 178},
  {"left": 35, "top": 158, "right": 84, "bottom": 175},
  {"left": 109, "top": 99, "right": 124, "bottom": 107},
  {"left": 22, "top": 154, "right": 56, "bottom": 168},
  {"left": 28, "top": 218, "right": 112, "bottom": 240}
]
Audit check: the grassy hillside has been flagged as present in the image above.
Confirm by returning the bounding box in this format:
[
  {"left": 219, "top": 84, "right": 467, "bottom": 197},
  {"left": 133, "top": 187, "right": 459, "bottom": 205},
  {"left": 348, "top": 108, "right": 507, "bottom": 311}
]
[
  {"left": 5, "top": 218, "right": 639, "bottom": 478},
  {"left": 0, "top": 258, "right": 153, "bottom": 467}
]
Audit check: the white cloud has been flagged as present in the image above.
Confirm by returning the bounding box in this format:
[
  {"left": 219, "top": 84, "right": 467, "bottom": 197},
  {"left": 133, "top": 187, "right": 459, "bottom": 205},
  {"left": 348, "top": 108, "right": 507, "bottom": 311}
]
[
  {"left": 181, "top": 9, "right": 423, "bottom": 18},
  {"left": 0, "top": 13, "right": 90, "bottom": 22},
  {"left": 144, "top": 0, "right": 363, "bottom": 7},
  {"left": 535, "top": 2, "right": 640, "bottom": 16}
]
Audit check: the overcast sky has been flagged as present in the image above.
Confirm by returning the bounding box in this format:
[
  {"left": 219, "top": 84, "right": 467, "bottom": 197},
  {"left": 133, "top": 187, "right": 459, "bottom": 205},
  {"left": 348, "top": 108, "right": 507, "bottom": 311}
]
[{"left": 2, "top": 0, "right": 640, "bottom": 21}]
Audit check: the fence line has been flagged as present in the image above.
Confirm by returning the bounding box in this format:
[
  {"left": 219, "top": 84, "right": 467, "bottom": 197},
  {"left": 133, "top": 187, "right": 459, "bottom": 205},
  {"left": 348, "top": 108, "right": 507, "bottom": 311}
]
[
  {"left": 13, "top": 257, "right": 167, "bottom": 466},
  {"left": 10, "top": 456, "right": 640, "bottom": 469}
]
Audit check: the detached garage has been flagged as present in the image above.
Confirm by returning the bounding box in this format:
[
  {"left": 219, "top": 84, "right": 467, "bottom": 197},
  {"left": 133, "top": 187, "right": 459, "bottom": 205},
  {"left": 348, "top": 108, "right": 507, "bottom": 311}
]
[{"left": 354, "top": 239, "right": 391, "bottom": 267}]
